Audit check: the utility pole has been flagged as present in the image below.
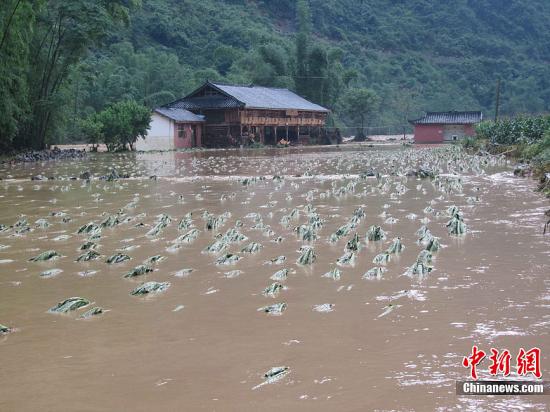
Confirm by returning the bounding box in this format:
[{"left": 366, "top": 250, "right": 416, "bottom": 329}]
[{"left": 494, "top": 78, "right": 501, "bottom": 122}]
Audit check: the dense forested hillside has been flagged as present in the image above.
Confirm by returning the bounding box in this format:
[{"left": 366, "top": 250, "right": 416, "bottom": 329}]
[{"left": 2, "top": 0, "right": 550, "bottom": 148}]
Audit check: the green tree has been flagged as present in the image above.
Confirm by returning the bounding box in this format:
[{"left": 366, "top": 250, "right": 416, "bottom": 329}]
[
  {"left": 16, "top": 0, "right": 138, "bottom": 150},
  {"left": 305, "top": 46, "right": 345, "bottom": 109},
  {"left": 94, "top": 100, "right": 151, "bottom": 152},
  {"left": 238, "top": 44, "right": 294, "bottom": 88},
  {"left": 74, "top": 42, "right": 192, "bottom": 118},
  {"left": 213, "top": 45, "right": 240, "bottom": 75},
  {"left": 340, "top": 88, "right": 380, "bottom": 141},
  {"left": 78, "top": 117, "right": 103, "bottom": 151},
  {"left": 4, "top": 0, "right": 550, "bottom": 150},
  {"left": 0, "top": 0, "right": 36, "bottom": 152},
  {"left": 294, "top": 0, "right": 311, "bottom": 98}
]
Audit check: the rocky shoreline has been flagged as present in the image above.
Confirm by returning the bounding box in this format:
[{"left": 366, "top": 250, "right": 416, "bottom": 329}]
[{"left": 3, "top": 147, "right": 87, "bottom": 164}]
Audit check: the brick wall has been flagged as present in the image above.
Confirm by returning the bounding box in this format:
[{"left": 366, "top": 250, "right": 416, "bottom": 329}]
[{"left": 414, "top": 124, "right": 444, "bottom": 143}]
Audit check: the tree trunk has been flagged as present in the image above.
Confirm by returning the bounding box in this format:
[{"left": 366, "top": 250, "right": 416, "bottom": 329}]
[{"left": 0, "top": 0, "right": 23, "bottom": 52}]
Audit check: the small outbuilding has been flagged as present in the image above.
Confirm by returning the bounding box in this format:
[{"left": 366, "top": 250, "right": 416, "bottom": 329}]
[
  {"left": 136, "top": 107, "right": 204, "bottom": 151},
  {"left": 410, "top": 111, "right": 483, "bottom": 143}
]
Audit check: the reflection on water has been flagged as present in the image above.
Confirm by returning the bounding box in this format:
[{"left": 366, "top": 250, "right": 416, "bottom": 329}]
[{"left": 0, "top": 146, "right": 548, "bottom": 411}]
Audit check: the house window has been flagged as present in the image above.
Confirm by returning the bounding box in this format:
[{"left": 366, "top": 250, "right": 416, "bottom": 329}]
[{"left": 177, "top": 124, "right": 186, "bottom": 139}]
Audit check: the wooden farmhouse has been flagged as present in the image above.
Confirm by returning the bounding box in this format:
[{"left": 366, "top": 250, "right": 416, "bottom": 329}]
[{"left": 140, "top": 81, "right": 330, "bottom": 149}]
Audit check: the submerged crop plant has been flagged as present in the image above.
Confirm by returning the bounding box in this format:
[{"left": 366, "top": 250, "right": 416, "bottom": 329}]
[
  {"left": 130, "top": 281, "right": 170, "bottom": 296},
  {"left": 265, "top": 256, "right": 286, "bottom": 265},
  {"left": 363, "top": 267, "right": 387, "bottom": 280},
  {"left": 337, "top": 251, "right": 356, "bottom": 266},
  {"left": 146, "top": 214, "right": 172, "bottom": 237},
  {"left": 313, "top": 303, "right": 334, "bottom": 312},
  {"left": 105, "top": 253, "right": 131, "bottom": 264},
  {"left": 29, "top": 250, "right": 60, "bottom": 262},
  {"left": 252, "top": 366, "right": 290, "bottom": 390},
  {"left": 49, "top": 297, "right": 90, "bottom": 313},
  {"left": 373, "top": 252, "right": 391, "bottom": 265},
  {"left": 241, "top": 242, "right": 262, "bottom": 254},
  {"left": 404, "top": 253, "right": 433, "bottom": 278},
  {"left": 262, "top": 282, "right": 284, "bottom": 297},
  {"left": 257, "top": 302, "right": 287, "bottom": 315},
  {"left": 297, "top": 246, "right": 316, "bottom": 265},
  {"left": 78, "top": 307, "right": 104, "bottom": 319},
  {"left": 215, "top": 253, "right": 242, "bottom": 265},
  {"left": 366, "top": 225, "right": 385, "bottom": 241},
  {"left": 386, "top": 237, "right": 404, "bottom": 254},
  {"left": 425, "top": 237, "right": 441, "bottom": 252},
  {"left": 345, "top": 233, "right": 361, "bottom": 252},
  {"left": 322, "top": 267, "right": 342, "bottom": 280},
  {"left": 270, "top": 268, "right": 289, "bottom": 281},
  {"left": 76, "top": 250, "right": 101, "bottom": 262},
  {"left": 446, "top": 215, "right": 467, "bottom": 235},
  {"left": 124, "top": 264, "right": 153, "bottom": 278},
  {"left": 177, "top": 228, "right": 200, "bottom": 244},
  {"left": 40, "top": 269, "right": 63, "bottom": 278}
]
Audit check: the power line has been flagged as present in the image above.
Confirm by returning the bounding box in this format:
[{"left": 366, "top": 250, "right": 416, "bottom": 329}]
[{"left": 293, "top": 76, "right": 329, "bottom": 79}]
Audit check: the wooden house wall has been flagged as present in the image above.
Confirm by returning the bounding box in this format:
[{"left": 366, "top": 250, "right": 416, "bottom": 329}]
[
  {"left": 197, "top": 108, "right": 327, "bottom": 147},
  {"left": 199, "top": 108, "right": 327, "bottom": 127}
]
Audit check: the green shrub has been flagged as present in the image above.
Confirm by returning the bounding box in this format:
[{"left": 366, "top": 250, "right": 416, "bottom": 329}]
[
  {"left": 249, "top": 142, "right": 266, "bottom": 149},
  {"left": 460, "top": 136, "right": 484, "bottom": 151},
  {"left": 81, "top": 100, "right": 151, "bottom": 152},
  {"left": 530, "top": 133, "right": 550, "bottom": 167},
  {"left": 476, "top": 115, "right": 550, "bottom": 145},
  {"left": 79, "top": 118, "right": 104, "bottom": 150}
]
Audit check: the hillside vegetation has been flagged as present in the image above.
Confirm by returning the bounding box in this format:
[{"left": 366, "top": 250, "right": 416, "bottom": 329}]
[{"left": 2, "top": 0, "right": 550, "bottom": 149}]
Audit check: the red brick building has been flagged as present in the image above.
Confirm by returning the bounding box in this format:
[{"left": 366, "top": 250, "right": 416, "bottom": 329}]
[{"left": 410, "top": 111, "right": 483, "bottom": 143}]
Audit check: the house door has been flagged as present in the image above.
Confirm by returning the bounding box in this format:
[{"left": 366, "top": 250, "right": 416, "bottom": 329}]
[
  {"left": 190, "top": 125, "right": 196, "bottom": 147},
  {"left": 443, "top": 125, "right": 465, "bottom": 141}
]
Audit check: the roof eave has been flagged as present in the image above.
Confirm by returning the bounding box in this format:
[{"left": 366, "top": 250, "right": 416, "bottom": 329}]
[
  {"left": 244, "top": 106, "right": 330, "bottom": 113},
  {"left": 411, "top": 121, "right": 482, "bottom": 125},
  {"left": 154, "top": 109, "right": 205, "bottom": 123},
  {"left": 153, "top": 109, "right": 174, "bottom": 121}
]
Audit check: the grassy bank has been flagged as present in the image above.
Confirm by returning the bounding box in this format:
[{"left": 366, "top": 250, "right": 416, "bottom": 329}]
[{"left": 461, "top": 116, "right": 550, "bottom": 197}]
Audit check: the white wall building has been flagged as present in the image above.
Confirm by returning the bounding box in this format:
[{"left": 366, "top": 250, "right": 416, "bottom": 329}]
[{"left": 136, "top": 108, "right": 204, "bottom": 151}]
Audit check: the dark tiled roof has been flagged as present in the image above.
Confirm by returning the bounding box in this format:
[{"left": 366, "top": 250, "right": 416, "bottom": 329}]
[
  {"left": 168, "top": 81, "right": 329, "bottom": 112},
  {"left": 170, "top": 95, "right": 242, "bottom": 110},
  {"left": 155, "top": 108, "right": 205, "bottom": 122},
  {"left": 210, "top": 82, "right": 330, "bottom": 112},
  {"left": 410, "top": 111, "right": 483, "bottom": 125}
]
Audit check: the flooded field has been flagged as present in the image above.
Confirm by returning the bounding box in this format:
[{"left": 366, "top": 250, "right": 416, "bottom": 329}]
[{"left": 0, "top": 145, "right": 548, "bottom": 411}]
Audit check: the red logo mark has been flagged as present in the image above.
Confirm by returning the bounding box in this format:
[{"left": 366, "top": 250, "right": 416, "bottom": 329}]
[
  {"left": 462, "top": 345, "right": 486, "bottom": 380},
  {"left": 516, "top": 347, "right": 541, "bottom": 379},
  {"left": 488, "top": 348, "right": 511, "bottom": 376}
]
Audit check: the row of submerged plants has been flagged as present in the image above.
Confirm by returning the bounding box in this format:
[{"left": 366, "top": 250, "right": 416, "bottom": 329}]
[{"left": 1, "top": 145, "right": 482, "bottom": 386}]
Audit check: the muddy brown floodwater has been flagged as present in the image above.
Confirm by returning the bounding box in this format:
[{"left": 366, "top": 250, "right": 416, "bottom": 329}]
[{"left": 0, "top": 145, "right": 548, "bottom": 411}]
